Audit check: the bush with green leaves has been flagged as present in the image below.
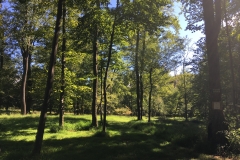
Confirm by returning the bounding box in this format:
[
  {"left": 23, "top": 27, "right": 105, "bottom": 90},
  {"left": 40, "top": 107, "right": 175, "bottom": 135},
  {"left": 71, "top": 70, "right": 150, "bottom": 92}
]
[
  {"left": 49, "top": 125, "right": 62, "bottom": 133},
  {"left": 224, "top": 129, "right": 240, "bottom": 157}
]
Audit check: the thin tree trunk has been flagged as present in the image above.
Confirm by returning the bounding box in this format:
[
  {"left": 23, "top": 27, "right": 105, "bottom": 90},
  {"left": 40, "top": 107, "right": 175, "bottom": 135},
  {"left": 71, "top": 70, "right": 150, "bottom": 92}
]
[
  {"left": 183, "top": 60, "right": 188, "bottom": 121},
  {"left": 148, "top": 68, "right": 153, "bottom": 122},
  {"left": 0, "top": 2, "right": 3, "bottom": 108},
  {"left": 139, "top": 75, "right": 143, "bottom": 119},
  {"left": 139, "top": 31, "right": 146, "bottom": 120},
  {"left": 91, "top": 30, "right": 98, "bottom": 126},
  {"left": 27, "top": 53, "right": 32, "bottom": 113},
  {"left": 203, "top": 0, "right": 228, "bottom": 145},
  {"left": 223, "top": 0, "right": 237, "bottom": 127},
  {"left": 99, "top": 61, "right": 103, "bottom": 125},
  {"left": 135, "top": 29, "right": 141, "bottom": 120},
  {"left": 102, "top": 0, "right": 119, "bottom": 133},
  {"left": 0, "top": 27, "right": 2, "bottom": 69},
  {"left": 91, "top": 0, "right": 100, "bottom": 127},
  {"left": 59, "top": 0, "right": 66, "bottom": 127},
  {"left": 21, "top": 52, "right": 28, "bottom": 115},
  {"left": 20, "top": 3, "right": 29, "bottom": 115},
  {"left": 0, "top": 47, "right": 2, "bottom": 69},
  {"left": 32, "top": 0, "right": 63, "bottom": 154}
]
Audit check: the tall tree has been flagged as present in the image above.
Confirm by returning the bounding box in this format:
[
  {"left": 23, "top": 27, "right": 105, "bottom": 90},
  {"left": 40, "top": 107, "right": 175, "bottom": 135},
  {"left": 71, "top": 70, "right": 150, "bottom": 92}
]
[
  {"left": 59, "top": 0, "right": 66, "bottom": 127},
  {"left": 148, "top": 67, "right": 153, "bottom": 122},
  {"left": 181, "top": 0, "right": 228, "bottom": 146},
  {"left": 0, "top": 0, "right": 3, "bottom": 70},
  {"left": 0, "top": 0, "right": 3, "bottom": 108},
  {"left": 202, "top": 0, "right": 228, "bottom": 144},
  {"left": 102, "top": 0, "right": 119, "bottom": 132},
  {"left": 223, "top": 0, "right": 236, "bottom": 111},
  {"left": 91, "top": 0, "right": 100, "bottom": 127},
  {"left": 32, "top": 0, "right": 63, "bottom": 154},
  {"left": 135, "top": 29, "right": 141, "bottom": 120},
  {"left": 26, "top": 53, "right": 32, "bottom": 113},
  {"left": 18, "top": 1, "right": 31, "bottom": 115}
]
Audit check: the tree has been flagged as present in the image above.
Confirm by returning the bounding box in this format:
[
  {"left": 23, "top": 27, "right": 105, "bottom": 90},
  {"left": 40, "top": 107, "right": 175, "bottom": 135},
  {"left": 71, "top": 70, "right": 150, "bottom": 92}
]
[
  {"left": 14, "top": 0, "right": 32, "bottom": 115},
  {"left": 59, "top": 0, "right": 66, "bottom": 127},
  {"left": 0, "top": 0, "right": 3, "bottom": 108},
  {"left": 32, "top": 0, "right": 63, "bottom": 154},
  {"left": 202, "top": 0, "right": 228, "bottom": 145},
  {"left": 102, "top": 0, "right": 119, "bottom": 132},
  {"left": 91, "top": 0, "right": 100, "bottom": 127},
  {"left": 0, "top": 0, "right": 3, "bottom": 70},
  {"left": 120, "top": 0, "right": 179, "bottom": 120},
  {"left": 181, "top": 0, "right": 228, "bottom": 146}
]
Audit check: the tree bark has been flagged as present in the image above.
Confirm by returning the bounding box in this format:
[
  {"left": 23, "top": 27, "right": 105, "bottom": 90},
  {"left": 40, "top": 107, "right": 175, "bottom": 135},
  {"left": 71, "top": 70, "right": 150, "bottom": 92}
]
[
  {"left": 99, "top": 61, "right": 103, "bottom": 125},
  {"left": 91, "top": 30, "right": 98, "bottom": 126},
  {"left": 148, "top": 68, "right": 153, "bottom": 122},
  {"left": 32, "top": 0, "right": 63, "bottom": 154},
  {"left": 202, "top": 0, "right": 228, "bottom": 145},
  {"left": 59, "top": 0, "right": 66, "bottom": 127},
  {"left": 0, "top": 2, "right": 3, "bottom": 108},
  {"left": 102, "top": 0, "right": 119, "bottom": 132},
  {"left": 20, "top": 3, "right": 29, "bottom": 115},
  {"left": 21, "top": 51, "right": 28, "bottom": 115},
  {"left": 91, "top": 0, "right": 100, "bottom": 127},
  {"left": 183, "top": 60, "right": 188, "bottom": 121},
  {"left": 140, "top": 31, "right": 146, "bottom": 120},
  {"left": 135, "top": 29, "right": 141, "bottom": 120},
  {"left": 223, "top": 0, "right": 236, "bottom": 116},
  {"left": 26, "top": 53, "right": 32, "bottom": 113},
  {"left": 0, "top": 27, "right": 2, "bottom": 69}
]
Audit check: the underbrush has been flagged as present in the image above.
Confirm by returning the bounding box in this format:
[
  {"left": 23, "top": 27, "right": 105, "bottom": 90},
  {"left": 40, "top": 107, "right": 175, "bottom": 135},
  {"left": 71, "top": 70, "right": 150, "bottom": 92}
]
[{"left": 49, "top": 120, "right": 92, "bottom": 133}]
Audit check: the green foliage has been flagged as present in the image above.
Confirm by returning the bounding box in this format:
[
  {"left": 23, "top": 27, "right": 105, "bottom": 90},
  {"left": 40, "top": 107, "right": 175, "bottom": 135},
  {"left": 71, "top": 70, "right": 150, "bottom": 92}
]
[
  {"left": 93, "top": 131, "right": 111, "bottom": 138},
  {"left": 113, "top": 107, "right": 132, "bottom": 115},
  {"left": 49, "top": 125, "right": 62, "bottom": 133},
  {"left": 225, "top": 129, "right": 240, "bottom": 156},
  {"left": 74, "top": 121, "right": 91, "bottom": 131}
]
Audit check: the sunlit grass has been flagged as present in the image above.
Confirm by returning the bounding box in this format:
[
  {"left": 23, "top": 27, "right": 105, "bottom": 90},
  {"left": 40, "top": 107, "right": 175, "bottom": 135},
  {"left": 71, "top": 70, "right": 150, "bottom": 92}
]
[{"left": 0, "top": 113, "right": 237, "bottom": 160}]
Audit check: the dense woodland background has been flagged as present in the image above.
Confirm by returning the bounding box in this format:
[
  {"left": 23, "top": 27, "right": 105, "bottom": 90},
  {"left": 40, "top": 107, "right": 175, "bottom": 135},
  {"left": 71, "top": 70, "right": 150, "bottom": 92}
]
[{"left": 0, "top": 0, "right": 240, "bottom": 158}]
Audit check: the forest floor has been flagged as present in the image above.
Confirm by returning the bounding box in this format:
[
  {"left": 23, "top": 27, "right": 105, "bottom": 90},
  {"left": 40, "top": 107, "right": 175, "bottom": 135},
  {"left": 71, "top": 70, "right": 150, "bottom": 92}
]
[{"left": 0, "top": 111, "right": 239, "bottom": 160}]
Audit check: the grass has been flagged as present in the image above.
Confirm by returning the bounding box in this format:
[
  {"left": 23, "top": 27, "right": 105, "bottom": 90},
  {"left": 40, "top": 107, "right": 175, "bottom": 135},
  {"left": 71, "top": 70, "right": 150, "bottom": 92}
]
[{"left": 0, "top": 113, "right": 237, "bottom": 160}]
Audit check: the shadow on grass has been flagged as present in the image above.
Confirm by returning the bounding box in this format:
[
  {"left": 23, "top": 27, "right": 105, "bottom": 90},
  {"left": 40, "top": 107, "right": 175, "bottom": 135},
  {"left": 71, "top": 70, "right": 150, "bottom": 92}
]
[{"left": 0, "top": 116, "right": 215, "bottom": 160}]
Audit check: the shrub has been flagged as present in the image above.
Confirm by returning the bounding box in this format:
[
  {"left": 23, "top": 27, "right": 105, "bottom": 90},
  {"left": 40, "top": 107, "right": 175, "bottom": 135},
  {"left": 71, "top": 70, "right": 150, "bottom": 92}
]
[
  {"left": 224, "top": 129, "right": 240, "bottom": 157},
  {"left": 93, "top": 131, "right": 110, "bottom": 138},
  {"left": 49, "top": 125, "right": 62, "bottom": 133},
  {"left": 74, "top": 121, "right": 91, "bottom": 131}
]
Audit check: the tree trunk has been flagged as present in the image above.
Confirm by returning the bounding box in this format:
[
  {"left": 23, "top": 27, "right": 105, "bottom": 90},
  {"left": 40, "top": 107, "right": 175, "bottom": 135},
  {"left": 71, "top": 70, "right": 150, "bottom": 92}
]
[
  {"left": 102, "top": 0, "right": 119, "bottom": 133},
  {"left": 183, "top": 60, "right": 188, "bottom": 121},
  {"left": 139, "top": 31, "right": 146, "bottom": 120},
  {"left": 91, "top": 0, "right": 100, "bottom": 127},
  {"left": 0, "top": 2, "right": 3, "bottom": 108},
  {"left": 21, "top": 52, "right": 28, "bottom": 115},
  {"left": 59, "top": 0, "right": 66, "bottom": 127},
  {"left": 148, "top": 68, "right": 153, "bottom": 122},
  {"left": 99, "top": 61, "right": 103, "bottom": 125},
  {"left": 0, "top": 29, "right": 2, "bottom": 69},
  {"left": 32, "top": 0, "right": 63, "bottom": 154},
  {"left": 223, "top": 0, "right": 238, "bottom": 127},
  {"left": 135, "top": 29, "right": 141, "bottom": 120},
  {"left": 26, "top": 53, "right": 32, "bottom": 114},
  {"left": 91, "top": 33, "right": 98, "bottom": 126},
  {"left": 140, "top": 75, "right": 143, "bottom": 119},
  {"left": 20, "top": 1, "right": 30, "bottom": 115},
  {"left": 0, "top": 47, "right": 2, "bottom": 69},
  {"left": 202, "top": 0, "right": 228, "bottom": 146}
]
